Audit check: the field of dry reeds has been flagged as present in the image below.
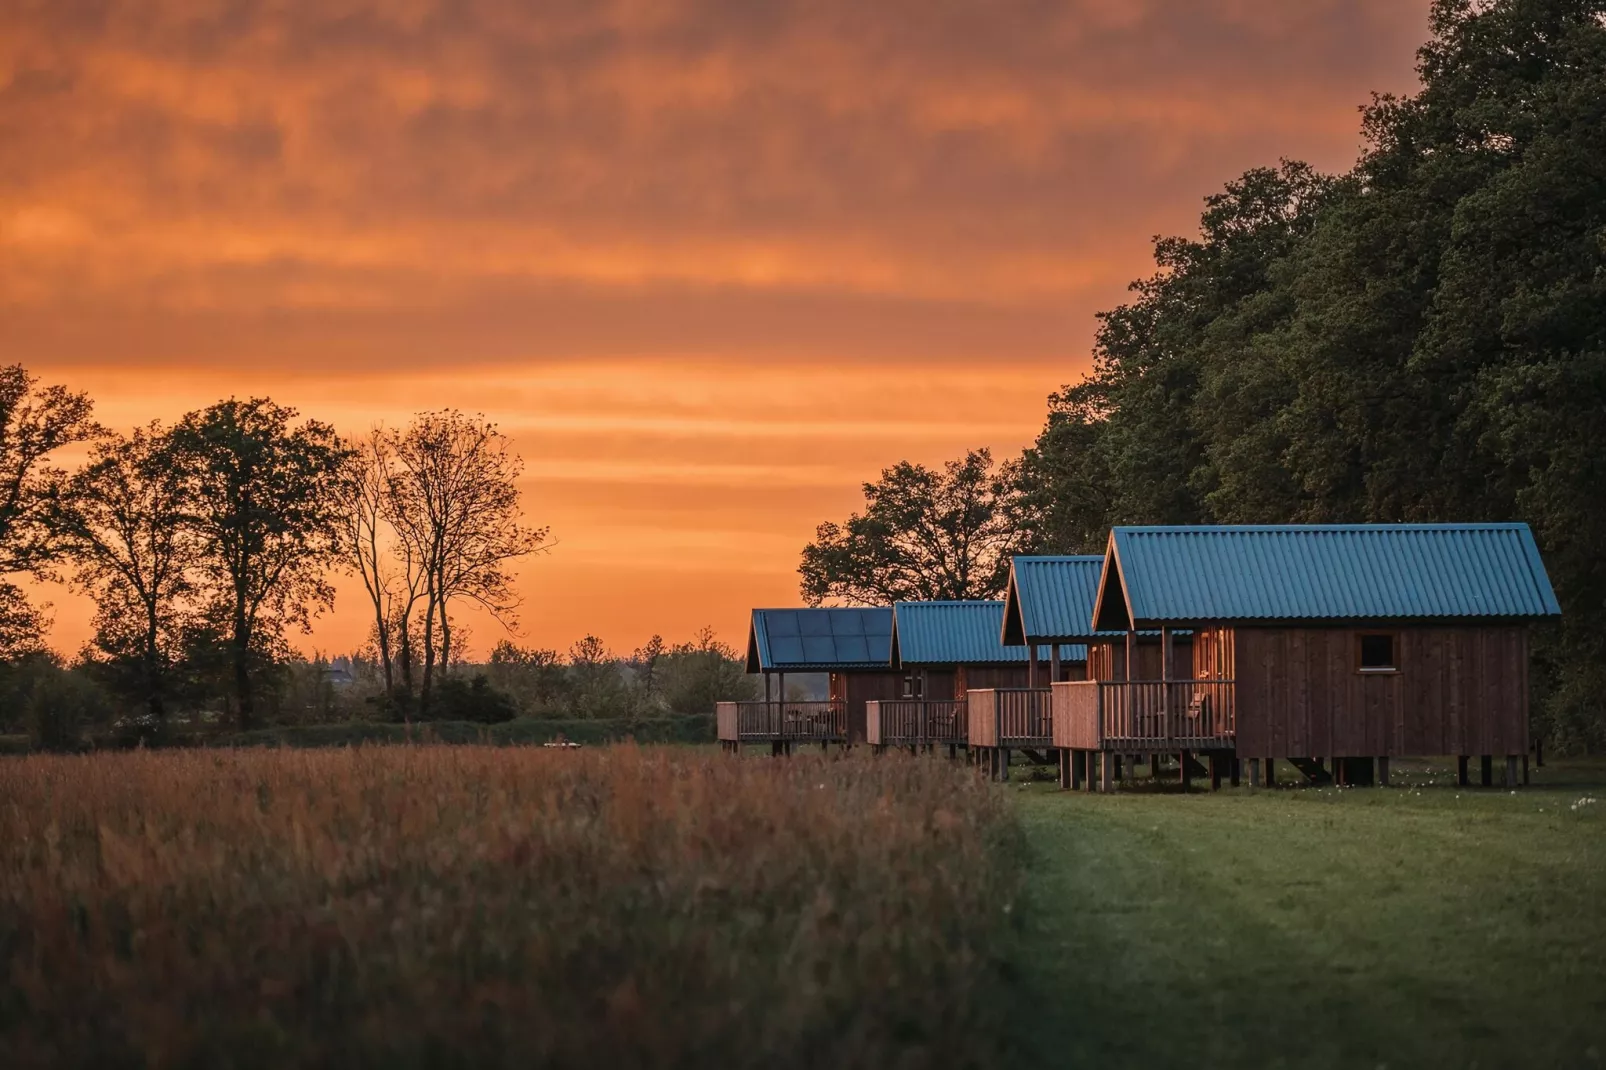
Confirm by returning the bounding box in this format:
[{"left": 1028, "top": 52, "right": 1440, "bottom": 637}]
[{"left": 0, "top": 745, "right": 1020, "bottom": 1069}]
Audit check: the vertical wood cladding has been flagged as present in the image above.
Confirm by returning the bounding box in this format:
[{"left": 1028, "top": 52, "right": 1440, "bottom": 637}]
[
  {"left": 830, "top": 672, "right": 905, "bottom": 743},
  {"left": 1086, "top": 637, "right": 1194, "bottom": 682},
  {"left": 1233, "top": 625, "right": 1529, "bottom": 758}
]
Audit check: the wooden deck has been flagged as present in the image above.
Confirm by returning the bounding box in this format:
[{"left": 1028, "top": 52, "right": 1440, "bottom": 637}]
[
  {"left": 1051, "top": 679, "right": 1236, "bottom": 753},
  {"left": 967, "top": 688, "right": 1052, "bottom": 748},
  {"left": 865, "top": 699, "right": 965, "bottom": 748},
  {"left": 716, "top": 700, "right": 847, "bottom": 744}
]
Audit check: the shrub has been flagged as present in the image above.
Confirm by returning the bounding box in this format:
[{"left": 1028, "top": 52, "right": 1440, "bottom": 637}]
[{"left": 424, "top": 673, "right": 518, "bottom": 723}]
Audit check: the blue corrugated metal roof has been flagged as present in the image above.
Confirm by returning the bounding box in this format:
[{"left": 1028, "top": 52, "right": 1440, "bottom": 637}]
[
  {"left": 746, "top": 607, "right": 894, "bottom": 672},
  {"left": 892, "top": 601, "right": 1086, "bottom": 666},
  {"left": 1001, "top": 556, "right": 1109, "bottom": 643},
  {"left": 1097, "top": 523, "right": 1562, "bottom": 627}
]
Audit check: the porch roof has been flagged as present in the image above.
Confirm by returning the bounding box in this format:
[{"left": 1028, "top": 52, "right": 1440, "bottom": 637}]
[{"left": 745, "top": 607, "right": 894, "bottom": 672}]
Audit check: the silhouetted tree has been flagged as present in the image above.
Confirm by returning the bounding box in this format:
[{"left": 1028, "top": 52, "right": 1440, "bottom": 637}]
[
  {"left": 55, "top": 424, "right": 193, "bottom": 730},
  {"left": 387, "top": 411, "right": 549, "bottom": 715},
  {"left": 168, "top": 399, "right": 349, "bottom": 730},
  {"left": 799, "top": 448, "right": 1024, "bottom": 605}
]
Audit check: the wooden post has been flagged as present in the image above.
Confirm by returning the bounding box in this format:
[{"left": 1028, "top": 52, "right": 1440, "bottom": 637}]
[
  {"left": 1050, "top": 644, "right": 1062, "bottom": 684},
  {"left": 1208, "top": 754, "right": 1222, "bottom": 792},
  {"left": 1378, "top": 757, "right": 1390, "bottom": 787},
  {"left": 1058, "top": 749, "right": 1069, "bottom": 790},
  {"left": 1522, "top": 753, "right": 1529, "bottom": 786},
  {"left": 1248, "top": 758, "right": 1262, "bottom": 788},
  {"left": 1072, "top": 750, "right": 1085, "bottom": 791},
  {"left": 1149, "top": 754, "right": 1159, "bottom": 779},
  {"left": 1114, "top": 753, "right": 1123, "bottom": 781},
  {"left": 1457, "top": 755, "right": 1470, "bottom": 786},
  {"left": 1230, "top": 756, "right": 1241, "bottom": 788},
  {"left": 1000, "top": 748, "right": 1012, "bottom": 782},
  {"left": 1028, "top": 644, "right": 1040, "bottom": 689},
  {"left": 1179, "top": 750, "right": 1191, "bottom": 791},
  {"left": 1480, "top": 754, "right": 1493, "bottom": 787},
  {"left": 1505, "top": 755, "right": 1519, "bottom": 789},
  {"left": 1264, "top": 758, "right": 1276, "bottom": 786},
  {"left": 1099, "top": 751, "right": 1115, "bottom": 793}
]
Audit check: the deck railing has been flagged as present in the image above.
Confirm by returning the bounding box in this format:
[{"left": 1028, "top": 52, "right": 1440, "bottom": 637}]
[
  {"left": 865, "top": 699, "right": 965, "bottom": 746},
  {"left": 715, "top": 700, "right": 848, "bottom": 742},
  {"left": 1051, "top": 680, "right": 1236, "bottom": 751},
  {"left": 966, "top": 688, "right": 1052, "bottom": 748}
]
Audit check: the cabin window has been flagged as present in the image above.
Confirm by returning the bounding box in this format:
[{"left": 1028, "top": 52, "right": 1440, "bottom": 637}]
[{"left": 1356, "top": 633, "right": 1398, "bottom": 673}]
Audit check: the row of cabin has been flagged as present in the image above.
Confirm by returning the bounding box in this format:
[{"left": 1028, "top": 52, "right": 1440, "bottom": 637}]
[{"left": 718, "top": 523, "right": 1562, "bottom": 788}]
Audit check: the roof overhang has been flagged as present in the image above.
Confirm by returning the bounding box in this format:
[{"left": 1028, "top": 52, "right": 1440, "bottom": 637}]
[
  {"left": 1092, "top": 533, "right": 1135, "bottom": 631},
  {"left": 1001, "top": 563, "right": 1028, "bottom": 646}
]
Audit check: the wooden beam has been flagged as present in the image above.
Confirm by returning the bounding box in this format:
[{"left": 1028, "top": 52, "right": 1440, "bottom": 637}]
[
  {"left": 1050, "top": 644, "right": 1061, "bottom": 683},
  {"left": 1248, "top": 757, "right": 1262, "bottom": 788},
  {"left": 1265, "top": 758, "right": 1276, "bottom": 787},
  {"left": 1378, "top": 757, "right": 1390, "bottom": 787},
  {"left": 1481, "top": 754, "right": 1493, "bottom": 788},
  {"left": 1208, "top": 754, "right": 1222, "bottom": 792},
  {"left": 1179, "top": 750, "right": 1191, "bottom": 791},
  {"left": 1457, "top": 755, "right": 1470, "bottom": 787},
  {"left": 1072, "top": 750, "right": 1085, "bottom": 791},
  {"left": 1505, "top": 755, "right": 1519, "bottom": 789},
  {"left": 1099, "top": 750, "right": 1115, "bottom": 793}
]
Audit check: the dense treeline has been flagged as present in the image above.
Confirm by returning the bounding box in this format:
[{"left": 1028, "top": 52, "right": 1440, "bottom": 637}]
[
  {"left": 806, "top": 0, "right": 1606, "bottom": 751},
  {"left": 0, "top": 372, "right": 756, "bottom": 750}
]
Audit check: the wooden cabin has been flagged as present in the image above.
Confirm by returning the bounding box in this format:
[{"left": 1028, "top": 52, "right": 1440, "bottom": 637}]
[
  {"left": 867, "top": 600, "right": 1086, "bottom": 754},
  {"left": 717, "top": 608, "right": 902, "bottom": 751},
  {"left": 1056, "top": 523, "right": 1561, "bottom": 791}
]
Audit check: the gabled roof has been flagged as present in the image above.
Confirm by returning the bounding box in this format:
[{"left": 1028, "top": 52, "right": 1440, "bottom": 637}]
[
  {"left": 1092, "top": 523, "right": 1562, "bottom": 630},
  {"left": 745, "top": 608, "right": 894, "bottom": 672},
  {"left": 1001, "top": 556, "right": 1108, "bottom": 644},
  {"left": 892, "top": 601, "right": 1086, "bottom": 667}
]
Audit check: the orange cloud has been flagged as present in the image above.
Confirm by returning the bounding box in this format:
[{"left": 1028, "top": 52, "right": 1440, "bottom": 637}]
[{"left": 0, "top": 0, "right": 1429, "bottom": 655}]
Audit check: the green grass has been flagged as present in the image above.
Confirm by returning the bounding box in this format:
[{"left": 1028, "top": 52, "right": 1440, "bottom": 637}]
[{"left": 1004, "top": 757, "right": 1606, "bottom": 1069}]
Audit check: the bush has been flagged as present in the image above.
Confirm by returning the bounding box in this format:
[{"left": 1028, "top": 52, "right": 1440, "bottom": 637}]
[
  {"left": 424, "top": 673, "right": 519, "bottom": 724},
  {"left": 27, "top": 672, "right": 110, "bottom": 753}
]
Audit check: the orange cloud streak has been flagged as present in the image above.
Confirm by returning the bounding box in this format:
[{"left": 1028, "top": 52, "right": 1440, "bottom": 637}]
[{"left": 0, "top": 0, "right": 1430, "bottom": 655}]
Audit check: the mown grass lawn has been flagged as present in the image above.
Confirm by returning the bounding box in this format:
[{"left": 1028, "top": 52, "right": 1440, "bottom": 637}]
[{"left": 1004, "top": 758, "right": 1606, "bottom": 1069}]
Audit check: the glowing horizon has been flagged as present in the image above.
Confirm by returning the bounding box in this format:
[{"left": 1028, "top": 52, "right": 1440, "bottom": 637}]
[{"left": 1, "top": 0, "right": 1429, "bottom": 659}]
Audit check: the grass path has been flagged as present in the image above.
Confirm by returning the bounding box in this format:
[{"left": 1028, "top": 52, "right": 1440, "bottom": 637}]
[{"left": 1005, "top": 759, "right": 1606, "bottom": 1069}]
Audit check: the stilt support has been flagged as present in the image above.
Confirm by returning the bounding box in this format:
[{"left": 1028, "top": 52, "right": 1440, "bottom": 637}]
[
  {"left": 1378, "top": 757, "right": 1390, "bottom": 787},
  {"left": 1457, "top": 755, "right": 1470, "bottom": 786},
  {"left": 1481, "top": 754, "right": 1493, "bottom": 787}
]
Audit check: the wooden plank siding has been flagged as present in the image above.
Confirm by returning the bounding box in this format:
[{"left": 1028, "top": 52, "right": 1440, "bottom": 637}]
[
  {"left": 1232, "top": 625, "right": 1529, "bottom": 759},
  {"left": 1087, "top": 636, "right": 1194, "bottom": 682},
  {"left": 830, "top": 671, "right": 905, "bottom": 744}
]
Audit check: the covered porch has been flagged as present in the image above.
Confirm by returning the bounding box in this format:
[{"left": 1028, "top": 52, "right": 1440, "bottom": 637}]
[{"left": 716, "top": 700, "right": 847, "bottom": 753}]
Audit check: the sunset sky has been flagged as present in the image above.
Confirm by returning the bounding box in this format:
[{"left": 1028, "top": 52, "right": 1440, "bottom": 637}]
[{"left": 1, "top": 0, "right": 1429, "bottom": 659}]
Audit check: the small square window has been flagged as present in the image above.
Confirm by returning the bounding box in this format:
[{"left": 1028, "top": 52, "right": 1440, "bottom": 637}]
[{"left": 1357, "top": 633, "right": 1397, "bottom": 673}]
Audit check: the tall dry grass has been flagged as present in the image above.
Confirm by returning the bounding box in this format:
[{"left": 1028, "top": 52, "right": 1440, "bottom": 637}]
[{"left": 0, "top": 745, "right": 1020, "bottom": 1068}]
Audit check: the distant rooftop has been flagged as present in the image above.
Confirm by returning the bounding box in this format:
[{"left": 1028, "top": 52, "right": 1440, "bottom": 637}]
[
  {"left": 1001, "top": 556, "right": 1110, "bottom": 644},
  {"left": 892, "top": 601, "right": 1086, "bottom": 667}
]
